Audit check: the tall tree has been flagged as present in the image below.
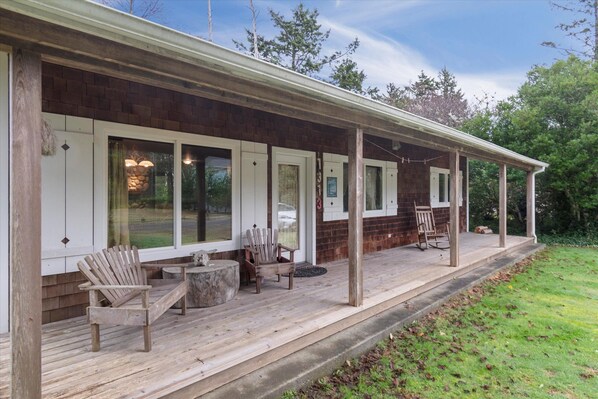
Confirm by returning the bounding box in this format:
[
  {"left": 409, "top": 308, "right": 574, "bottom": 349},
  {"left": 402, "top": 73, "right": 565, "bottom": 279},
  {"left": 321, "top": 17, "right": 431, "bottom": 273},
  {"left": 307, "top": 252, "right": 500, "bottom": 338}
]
[
  {"left": 404, "top": 69, "right": 469, "bottom": 128},
  {"left": 329, "top": 58, "right": 366, "bottom": 94},
  {"left": 542, "top": 0, "right": 598, "bottom": 61},
  {"left": 207, "top": 0, "right": 213, "bottom": 42},
  {"left": 235, "top": 3, "right": 359, "bottom": 77},
  {"left": 408, "top": 71, "right": 438, "bottom": 99},
  {"left": 373, "top": 69, "right": 469, "bottom": 127},
  {"left": 371, "top": 83, "right": 410, "bottom": 109},
  {"left": 99, "top": 0, "right": 162, "bottom": 19},
  {"left": 248, "top": 0, "right": 259, "bottom": 58},
  {"left": 464, "top": 56, "right": 598, "bottom": 233}
]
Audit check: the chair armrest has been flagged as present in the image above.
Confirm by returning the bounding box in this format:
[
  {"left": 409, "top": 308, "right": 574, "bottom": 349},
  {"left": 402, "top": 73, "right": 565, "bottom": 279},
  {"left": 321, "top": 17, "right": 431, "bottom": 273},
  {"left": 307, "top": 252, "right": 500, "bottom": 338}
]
[
  {"left": 79, "top": 284, "right": 152, "bottom": 291},
  {"left": 277, "top": 244, "right": 295, "bottom": 262},
  {"left": 140, "top": 263, "right": 192, "bottom": 269},
  {"left": 244, "top": 246, "right": 261, "bottom": 266},
  {"left": 278, "top": 244, "right": 296, "bottom": 253}
]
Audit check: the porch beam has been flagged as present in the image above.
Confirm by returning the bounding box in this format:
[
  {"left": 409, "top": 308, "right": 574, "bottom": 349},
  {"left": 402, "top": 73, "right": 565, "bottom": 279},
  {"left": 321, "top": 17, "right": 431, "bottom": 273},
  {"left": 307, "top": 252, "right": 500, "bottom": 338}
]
[
  {"left": 10, "top": 48, "right": 42, "bottom": 399},
  {"left": 449, "top": 151, "right": 460, "bottom": 267},
  {"left": 0, "top": 11, "right": 539, "bottom": 171},
  {"left": 499, "top": 163, "right": 507, "bottom": 248},
  {"left": 526, "top": 170, "right": 536, "bottom": 243},
  {"left": 348, "top": 127, "right": 364, "bottom": 307}
]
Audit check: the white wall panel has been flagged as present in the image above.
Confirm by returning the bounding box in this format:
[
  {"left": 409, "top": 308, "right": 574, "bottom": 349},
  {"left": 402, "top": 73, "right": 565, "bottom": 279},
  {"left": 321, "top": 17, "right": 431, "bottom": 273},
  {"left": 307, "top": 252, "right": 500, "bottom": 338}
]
[
  {"left": 241, "top": 151, "right": 268, "bottom": 245},
  {"left": 40, "top": 125, "right": 94, "bottom": 275}
]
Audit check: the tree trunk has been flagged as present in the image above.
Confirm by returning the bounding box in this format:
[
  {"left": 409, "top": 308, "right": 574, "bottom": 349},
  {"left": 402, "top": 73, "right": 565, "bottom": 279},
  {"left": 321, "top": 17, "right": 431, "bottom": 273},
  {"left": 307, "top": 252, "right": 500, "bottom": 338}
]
[
  {"left": 594, "top": 0, "right": 597, "bottom": 61},
  {"left": 249, "top": 0, "right": 259, "bottom": 58}
]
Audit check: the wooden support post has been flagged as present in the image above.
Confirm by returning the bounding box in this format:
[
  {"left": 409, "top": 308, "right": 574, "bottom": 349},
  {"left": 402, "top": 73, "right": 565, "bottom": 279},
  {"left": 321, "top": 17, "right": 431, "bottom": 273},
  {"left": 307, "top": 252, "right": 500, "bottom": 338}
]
[
  {"left": 10, "top": 48, "right": 42, "bottom": 399},
  {"left": 465, "top": 157, "right": 469, "bottom": 232},
  {"left": 526, "top": 170, "right": 536, "bottom": 243},
  {"left": 449, "top": 151, "right": 460, "bottom": 267},
  {"left": 348, "top": 127, "right": 363, "bottom": 306},
  {"left": 499, "top": 163, "right": 507, "bottom": 248}
]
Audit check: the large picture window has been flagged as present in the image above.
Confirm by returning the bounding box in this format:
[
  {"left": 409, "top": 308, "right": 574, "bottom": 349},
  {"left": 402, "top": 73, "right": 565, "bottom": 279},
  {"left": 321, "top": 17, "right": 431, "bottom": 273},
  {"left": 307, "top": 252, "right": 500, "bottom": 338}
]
[
  {"left": 97, "top": 121, "right": 240, "bottom": 260},
  {"left": 181, "top": 145, "right": 232, "bottom": 244},
  {"left": 108, "top": 137, "right": 174, "bottom": 249}
]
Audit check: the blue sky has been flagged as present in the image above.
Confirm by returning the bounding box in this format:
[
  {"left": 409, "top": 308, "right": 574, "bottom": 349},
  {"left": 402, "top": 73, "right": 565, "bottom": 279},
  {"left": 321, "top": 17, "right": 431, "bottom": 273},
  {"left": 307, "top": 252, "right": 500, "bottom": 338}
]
[{"left": 137, "top": 0, "right": 576, "bottom": 102}]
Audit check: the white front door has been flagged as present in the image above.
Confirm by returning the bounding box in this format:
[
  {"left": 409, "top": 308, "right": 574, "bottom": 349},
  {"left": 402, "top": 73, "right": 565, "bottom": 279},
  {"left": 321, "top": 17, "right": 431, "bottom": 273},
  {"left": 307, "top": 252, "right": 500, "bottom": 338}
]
[{"left": 273, "top": 153, "right": 309, "bottom": 263}]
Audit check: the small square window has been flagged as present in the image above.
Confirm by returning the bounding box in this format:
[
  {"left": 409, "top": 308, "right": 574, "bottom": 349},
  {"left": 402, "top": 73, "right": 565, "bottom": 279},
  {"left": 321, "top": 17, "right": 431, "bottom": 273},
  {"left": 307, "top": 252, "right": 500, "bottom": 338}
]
[{"left": 365, "top": 165, "right": 383, "bottom": 211}]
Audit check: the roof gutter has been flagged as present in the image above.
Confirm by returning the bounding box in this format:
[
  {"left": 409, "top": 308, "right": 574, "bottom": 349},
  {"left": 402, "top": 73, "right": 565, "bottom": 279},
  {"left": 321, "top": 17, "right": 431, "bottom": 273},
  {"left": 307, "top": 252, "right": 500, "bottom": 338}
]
[{"left": 2, "top": 0, "right": 548, "bottom": 170}]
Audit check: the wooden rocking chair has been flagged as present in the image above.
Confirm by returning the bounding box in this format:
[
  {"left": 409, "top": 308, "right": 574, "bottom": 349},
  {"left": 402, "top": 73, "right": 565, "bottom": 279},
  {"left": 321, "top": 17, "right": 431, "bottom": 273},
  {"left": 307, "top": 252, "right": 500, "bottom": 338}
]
[
  {"left": 414, "top": 202, "right": 450, "bottom": 250},
  {"left": 78, "top": 245, "right": 188, "bottom": 352},
  {"left": 244, "top": 228, "right": 296, "bottom": 294}
]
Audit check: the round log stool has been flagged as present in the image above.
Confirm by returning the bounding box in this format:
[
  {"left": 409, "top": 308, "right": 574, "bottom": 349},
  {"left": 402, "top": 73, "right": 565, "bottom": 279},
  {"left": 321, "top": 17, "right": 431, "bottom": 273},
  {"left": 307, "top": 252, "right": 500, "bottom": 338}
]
[{"left": 163, "top": 260, "right": 239, "bottom": 308}]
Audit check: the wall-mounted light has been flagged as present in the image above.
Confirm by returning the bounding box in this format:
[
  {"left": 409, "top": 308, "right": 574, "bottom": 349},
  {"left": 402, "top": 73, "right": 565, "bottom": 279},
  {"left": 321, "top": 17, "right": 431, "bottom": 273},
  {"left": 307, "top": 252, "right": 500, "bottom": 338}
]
[
  {"left": 392, "top": 140, "right": 401, "bottom": 151},
  {"left": 182, "top": 158, "right": 193, "bottom": 165}
]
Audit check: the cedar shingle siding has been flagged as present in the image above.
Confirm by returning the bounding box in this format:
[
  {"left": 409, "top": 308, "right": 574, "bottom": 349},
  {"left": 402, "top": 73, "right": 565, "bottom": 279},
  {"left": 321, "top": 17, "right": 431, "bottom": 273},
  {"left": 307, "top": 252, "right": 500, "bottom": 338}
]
[{"left": 40, "top": 63, "right": 466, "bottom": 323}]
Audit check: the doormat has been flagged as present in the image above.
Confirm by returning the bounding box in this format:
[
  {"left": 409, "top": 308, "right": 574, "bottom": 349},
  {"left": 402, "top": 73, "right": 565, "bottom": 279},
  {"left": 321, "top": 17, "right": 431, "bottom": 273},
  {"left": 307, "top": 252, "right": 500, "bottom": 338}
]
[{"left": 293, "top": 265, "right": 327, "bottom": 278}]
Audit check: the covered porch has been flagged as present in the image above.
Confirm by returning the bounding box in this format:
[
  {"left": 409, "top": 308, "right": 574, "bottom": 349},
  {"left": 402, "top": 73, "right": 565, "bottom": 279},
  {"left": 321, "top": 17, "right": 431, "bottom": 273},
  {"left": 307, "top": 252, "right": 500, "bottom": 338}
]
[{"left": 0, "top": 233, "right": 536, "bottom": 398}]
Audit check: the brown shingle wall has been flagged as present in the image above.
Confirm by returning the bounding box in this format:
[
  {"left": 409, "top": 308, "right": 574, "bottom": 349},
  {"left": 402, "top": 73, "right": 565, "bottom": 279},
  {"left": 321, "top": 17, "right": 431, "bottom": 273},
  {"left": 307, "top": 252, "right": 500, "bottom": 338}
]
[
  {"left": 40, "top": 63, "right": 467, "bottom": 321},
  {"left": 42, "top": 272, "right": 89, "bottom": 324},
  {"left": 315, "top": 144, "right": 467, "bottom": 263}
]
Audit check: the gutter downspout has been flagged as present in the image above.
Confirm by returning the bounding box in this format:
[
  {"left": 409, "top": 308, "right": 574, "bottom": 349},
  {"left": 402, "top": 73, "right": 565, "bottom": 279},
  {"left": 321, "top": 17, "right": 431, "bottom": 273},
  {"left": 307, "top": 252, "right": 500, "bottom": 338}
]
[{"left": 528, "top": 166, "right": 546, "bottom": 243}]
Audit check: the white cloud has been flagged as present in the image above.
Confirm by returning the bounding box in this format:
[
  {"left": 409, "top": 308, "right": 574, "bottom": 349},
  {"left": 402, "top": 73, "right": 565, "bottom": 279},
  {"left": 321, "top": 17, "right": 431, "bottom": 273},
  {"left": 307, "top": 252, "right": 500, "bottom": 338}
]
[
  {"left": 320, "top": 17, "right": 523, "bottom": 102},
  {"left": 456, "top": 72, "right": 523, "bottom": 103}
]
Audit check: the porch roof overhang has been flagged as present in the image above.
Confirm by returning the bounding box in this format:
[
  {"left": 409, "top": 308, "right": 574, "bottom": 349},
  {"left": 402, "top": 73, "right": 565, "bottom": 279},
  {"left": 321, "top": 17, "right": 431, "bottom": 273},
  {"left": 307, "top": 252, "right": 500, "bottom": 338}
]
[{"left": 1, "top": 0, "right": 548, "bottom": 171}]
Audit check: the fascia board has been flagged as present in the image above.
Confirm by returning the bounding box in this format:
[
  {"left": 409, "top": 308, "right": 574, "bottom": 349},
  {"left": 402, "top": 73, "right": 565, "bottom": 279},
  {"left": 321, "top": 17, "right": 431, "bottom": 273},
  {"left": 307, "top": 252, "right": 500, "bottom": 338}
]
[{"left": 2, "top": 0, "right": 548, "bottom": 169}]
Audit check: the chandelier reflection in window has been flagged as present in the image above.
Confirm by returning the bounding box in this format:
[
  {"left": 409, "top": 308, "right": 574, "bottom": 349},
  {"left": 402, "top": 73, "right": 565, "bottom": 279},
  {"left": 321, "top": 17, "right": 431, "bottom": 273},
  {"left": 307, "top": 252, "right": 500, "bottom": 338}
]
[
  {"left": 125, "top": 150, "right": 154, "bottom": 193},
  {"left": 125, "top": 150, "right": 155, "bottom": 168}
]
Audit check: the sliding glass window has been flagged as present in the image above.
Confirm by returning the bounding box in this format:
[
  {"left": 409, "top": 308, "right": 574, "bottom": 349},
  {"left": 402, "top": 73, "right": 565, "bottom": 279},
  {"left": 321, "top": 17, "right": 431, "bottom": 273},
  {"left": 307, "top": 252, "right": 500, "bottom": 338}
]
[
  {"left": 181, "top": 145, "right": 232, "bottom": 244},
  {"left": 108, "top": 137, "right": 174, "bottom": 249}
]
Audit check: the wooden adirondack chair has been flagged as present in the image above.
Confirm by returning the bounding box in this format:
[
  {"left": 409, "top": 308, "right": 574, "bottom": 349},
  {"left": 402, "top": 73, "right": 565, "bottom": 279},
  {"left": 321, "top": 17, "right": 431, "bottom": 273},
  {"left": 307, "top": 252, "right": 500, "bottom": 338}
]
[
  {"left": 244, "top": 228, "right": 296, "bottom": 294},
  {"left": 78, "top": 245, "right": 187, "bottom": 352},
  {"left": 414, "top": 202, "right": 450, "bottom": 250}
]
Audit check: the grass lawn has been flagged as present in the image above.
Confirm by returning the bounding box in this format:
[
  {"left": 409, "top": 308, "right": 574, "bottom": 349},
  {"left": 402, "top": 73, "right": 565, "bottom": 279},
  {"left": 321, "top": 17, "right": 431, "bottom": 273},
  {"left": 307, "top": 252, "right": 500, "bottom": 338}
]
[{"left": 285, "top": 247, "right": 598, "bottom": 399}]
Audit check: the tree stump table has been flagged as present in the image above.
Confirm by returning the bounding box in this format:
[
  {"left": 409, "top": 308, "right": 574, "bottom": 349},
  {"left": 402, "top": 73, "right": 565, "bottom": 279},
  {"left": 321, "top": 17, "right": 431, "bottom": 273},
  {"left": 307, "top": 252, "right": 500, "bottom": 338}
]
[{"left": 162, "top": 259, "right": 239, "bottom": 308}]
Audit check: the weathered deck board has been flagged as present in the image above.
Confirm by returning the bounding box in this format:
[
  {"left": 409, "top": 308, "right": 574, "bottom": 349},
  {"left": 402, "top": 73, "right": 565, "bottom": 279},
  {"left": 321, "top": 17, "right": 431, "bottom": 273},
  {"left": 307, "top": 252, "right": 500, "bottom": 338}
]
[{"left": 0, "top": 234, "right": 533, "bottom": 399}]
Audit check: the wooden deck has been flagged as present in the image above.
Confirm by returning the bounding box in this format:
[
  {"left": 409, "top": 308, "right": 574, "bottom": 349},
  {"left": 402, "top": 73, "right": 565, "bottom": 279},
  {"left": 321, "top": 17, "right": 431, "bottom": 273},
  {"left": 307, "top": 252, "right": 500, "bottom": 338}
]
[{"left": 0, "top": 233, "right": 534, "bottom": 398}]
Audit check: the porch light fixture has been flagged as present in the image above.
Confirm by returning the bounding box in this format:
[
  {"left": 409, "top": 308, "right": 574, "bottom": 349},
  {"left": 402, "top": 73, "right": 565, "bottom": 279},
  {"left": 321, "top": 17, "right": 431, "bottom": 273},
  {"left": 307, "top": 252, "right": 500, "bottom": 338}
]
[
  {"left": 138, "top": 160, "right": 154, "bottom": 168},
  {"left": 182, "top": 158, "right": 193, "bottom": 165},
  {"left": 392, "top": 140, "right": 401, "bottom": 151},
  {"left": 125, "top": 148, "right": 154, "bottom": 168}
]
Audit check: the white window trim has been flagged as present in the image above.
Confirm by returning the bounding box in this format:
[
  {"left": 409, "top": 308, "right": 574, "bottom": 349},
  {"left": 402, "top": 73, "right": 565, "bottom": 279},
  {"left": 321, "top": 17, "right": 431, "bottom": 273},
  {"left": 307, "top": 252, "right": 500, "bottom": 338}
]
[
  {"left": 430, "top": 166, "right": 463, "bottom": 208},
  {"left": 94, "top": 120, "right": 241, "bottom": 262},
  {"left": 362, "top": 159, "right": 387, "bottom": 217},
  {"left": 323, "top": 153, "right": 397, "bottom": 221}
]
